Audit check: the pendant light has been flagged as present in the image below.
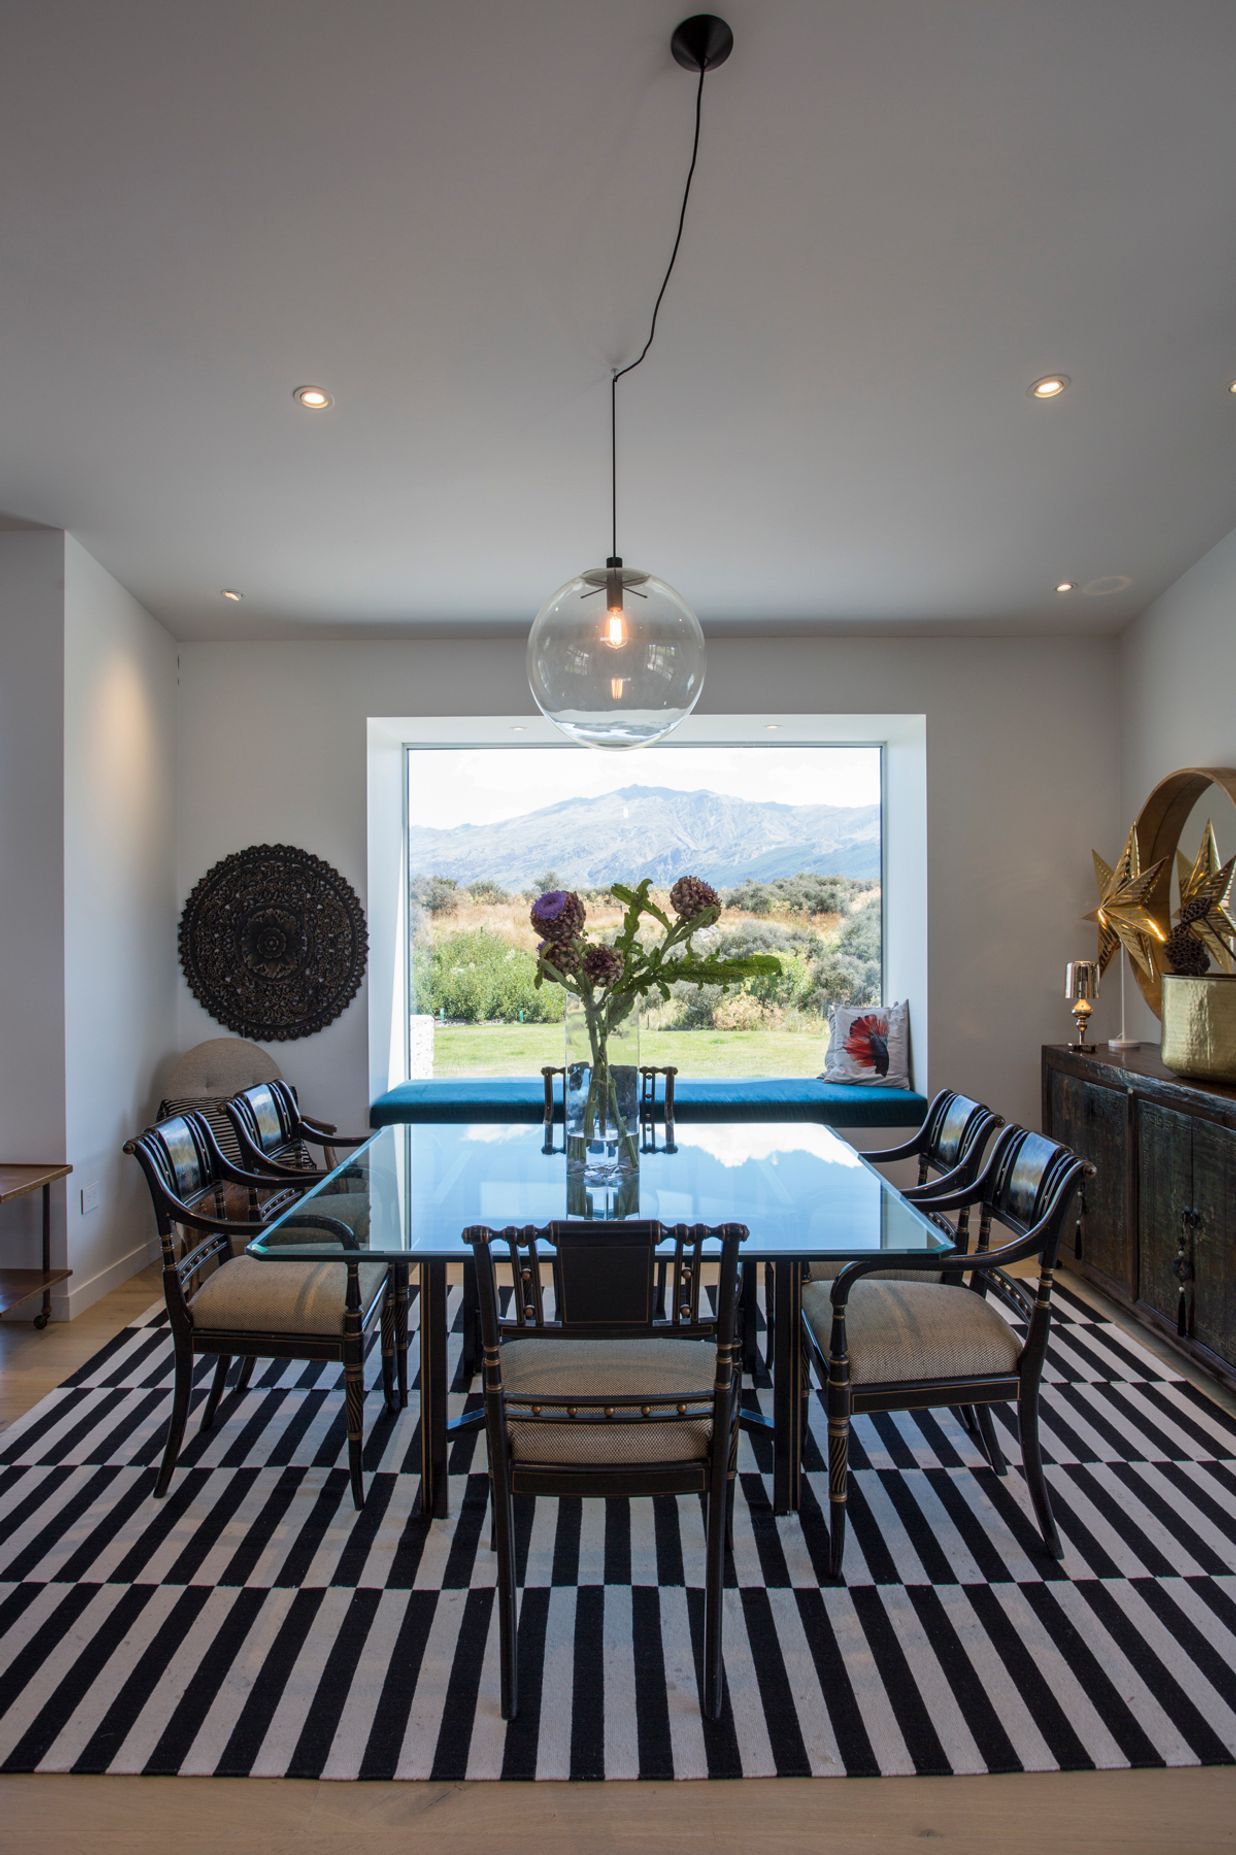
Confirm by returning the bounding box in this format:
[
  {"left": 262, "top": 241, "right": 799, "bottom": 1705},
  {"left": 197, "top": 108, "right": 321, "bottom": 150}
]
[{"left": 527, "top": 15, "right": 733, "bottom": 750}]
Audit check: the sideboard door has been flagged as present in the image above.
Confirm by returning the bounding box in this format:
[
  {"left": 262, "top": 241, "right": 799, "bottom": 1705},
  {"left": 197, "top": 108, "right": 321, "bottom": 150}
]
[
  {"left": 1048, "top": 1067, "right": 1133, "bottom": 1295},
  {"left": 1191, "top": 1118, "right": 1236, "bottom": 1367},
  {"left": 1136, "top": 1102, "right": 1195, "bottom": 1331}
]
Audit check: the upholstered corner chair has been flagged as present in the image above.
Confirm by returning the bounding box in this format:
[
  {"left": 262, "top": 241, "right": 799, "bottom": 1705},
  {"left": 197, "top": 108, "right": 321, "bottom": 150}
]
[
  {"left": 125, "top": 1109, "right": 405, "bottom": 1508},
  {"left": 158, "top": 1035, "right": 282, "bottom": 1168},
  {"left": 464, "top": 1218, "right": 748, "bottom": 1722},
  {"left": 800, "top": 1124, "right": 1090, "bottom": 1578}
]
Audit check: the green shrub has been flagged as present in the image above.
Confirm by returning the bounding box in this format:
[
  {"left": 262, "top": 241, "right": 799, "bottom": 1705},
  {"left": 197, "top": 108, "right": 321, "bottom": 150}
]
[
  {"left": 413, "top": 928, "right": 560, "bottom": 1023},
  {"left": 712, "top": 991, "right": 769, "bottom": 1032}
]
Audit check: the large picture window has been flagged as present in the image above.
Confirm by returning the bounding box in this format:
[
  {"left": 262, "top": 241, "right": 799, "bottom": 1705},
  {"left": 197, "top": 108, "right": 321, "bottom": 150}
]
[{"left": 405, "top": 744, "right": 882, "bottom": 1078}]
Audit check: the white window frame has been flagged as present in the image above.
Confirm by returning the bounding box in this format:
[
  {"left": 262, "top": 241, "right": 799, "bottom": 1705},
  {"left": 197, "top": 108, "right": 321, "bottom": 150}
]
[{"left": 368, "top": 713, "right": 926, "bottom": 1098}]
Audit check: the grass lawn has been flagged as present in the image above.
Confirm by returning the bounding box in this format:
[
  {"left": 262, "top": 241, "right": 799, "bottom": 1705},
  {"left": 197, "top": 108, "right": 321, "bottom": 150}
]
[{"left": 432, "top": 1022, "right": 820, "bottom": 1078}]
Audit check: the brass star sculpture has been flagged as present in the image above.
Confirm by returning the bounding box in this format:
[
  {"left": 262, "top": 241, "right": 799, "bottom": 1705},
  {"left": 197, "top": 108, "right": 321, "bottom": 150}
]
[
  {"left": 1087, "top": 825, "right": 1169, "bottom": 980},
  {"left": 1174, "top": 821, "right": 1236, "bottom": 970}
]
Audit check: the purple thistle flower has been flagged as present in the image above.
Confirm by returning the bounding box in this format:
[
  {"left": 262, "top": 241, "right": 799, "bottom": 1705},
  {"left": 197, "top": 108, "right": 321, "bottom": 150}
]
[
  {"left": 581, "top": 943, "right": 626, "bottom": 988},
  {"left": 530, "top": 889, "right": 586, "bottom": 943},
  {"left": 539, "top": 937, "right": 579, "bottom": 974},
  {"left": 670, "top": 874, "right": 721, "bottom": 920}
]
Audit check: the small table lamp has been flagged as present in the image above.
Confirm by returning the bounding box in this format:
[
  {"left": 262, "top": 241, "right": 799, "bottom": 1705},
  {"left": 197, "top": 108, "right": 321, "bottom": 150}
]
[{"left": 1065, "top": 959, "right": 1100, "bottom": 1051}]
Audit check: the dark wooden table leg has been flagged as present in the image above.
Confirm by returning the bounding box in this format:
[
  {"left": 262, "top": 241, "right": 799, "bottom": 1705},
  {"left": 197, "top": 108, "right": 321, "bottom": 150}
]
[
  {"left": 772, "top": 1258, "right": 803, "bottom": 1515},
  {"left": 35, "top": 1183, "right": 53, "bottom": 1329},
  {"left": 395, "top": 1264, "right": 409, "bottom": 1409},
  {"left": 741, "top": 1258, "right": 759, "bottom": 1376},
  {"left": 415, "top": 1260, "right": 450, "bottom": 1519}
]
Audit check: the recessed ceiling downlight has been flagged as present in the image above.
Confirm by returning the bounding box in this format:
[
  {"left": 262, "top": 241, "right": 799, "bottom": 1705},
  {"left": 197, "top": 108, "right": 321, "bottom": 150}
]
[
  {"left": 1228, "top": 379, "right": 1236, "bottom": 395},
  {"left": 293, "top": 385, "right": 333, "bottom": 410},
  {"left": 220, "top": 589, "right": 243, "bottom": 602},
  {"left": 1055, "top": 581, "right": 1075, "bottom": 594},
  {"left": 1028, "top": 375, "right": 1070, "bottom": 399}
]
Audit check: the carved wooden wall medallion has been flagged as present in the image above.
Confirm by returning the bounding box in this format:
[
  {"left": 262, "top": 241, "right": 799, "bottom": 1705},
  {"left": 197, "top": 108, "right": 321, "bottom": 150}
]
[{"left": 178, "top": 844, "right": 367, "bottom": 1040}]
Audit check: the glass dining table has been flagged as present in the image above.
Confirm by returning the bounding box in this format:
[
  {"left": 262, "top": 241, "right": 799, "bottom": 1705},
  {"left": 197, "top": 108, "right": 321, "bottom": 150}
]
[{"left": 248, "top": 1118, "right": 950, "bottom": 1520}]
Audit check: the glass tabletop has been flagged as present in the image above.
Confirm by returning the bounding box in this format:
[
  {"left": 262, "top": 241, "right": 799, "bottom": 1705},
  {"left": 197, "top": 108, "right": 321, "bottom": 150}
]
[{"left": 247, "top": 1120, "right": 950, "bottom": 1263}]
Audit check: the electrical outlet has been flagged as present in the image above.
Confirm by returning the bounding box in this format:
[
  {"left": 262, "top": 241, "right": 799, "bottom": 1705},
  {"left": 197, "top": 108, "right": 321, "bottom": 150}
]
[{"left": 80, "top": 1181, "right": 101, "bottom": 1216}]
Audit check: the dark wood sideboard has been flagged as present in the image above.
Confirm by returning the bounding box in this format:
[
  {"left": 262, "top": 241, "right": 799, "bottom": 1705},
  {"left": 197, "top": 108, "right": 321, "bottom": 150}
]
[{"left": 1042, "top": 1044, "right": 1236, "bottom": 1390}]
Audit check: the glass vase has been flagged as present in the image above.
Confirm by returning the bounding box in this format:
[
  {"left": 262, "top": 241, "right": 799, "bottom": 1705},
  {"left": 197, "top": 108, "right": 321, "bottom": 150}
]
[{"left": 564, "top": 993, "right": 641, "bottom": 1180}]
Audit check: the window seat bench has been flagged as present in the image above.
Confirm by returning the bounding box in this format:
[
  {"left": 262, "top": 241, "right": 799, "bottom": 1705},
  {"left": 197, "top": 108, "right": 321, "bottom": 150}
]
[{"left": 370, "top": 1076, "right": 928, "bottom": 1130}]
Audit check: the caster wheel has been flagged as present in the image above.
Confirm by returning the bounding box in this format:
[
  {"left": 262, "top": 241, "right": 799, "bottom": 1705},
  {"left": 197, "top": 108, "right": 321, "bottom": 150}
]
[{"left": 33, "top": 1312, "right": 50, "bottom": 1330}]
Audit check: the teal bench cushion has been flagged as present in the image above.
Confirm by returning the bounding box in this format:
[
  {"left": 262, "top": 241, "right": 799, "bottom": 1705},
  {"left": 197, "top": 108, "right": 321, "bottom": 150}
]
[{"left": 370, "top": 1077, "right": 927, "bottom": 1129}]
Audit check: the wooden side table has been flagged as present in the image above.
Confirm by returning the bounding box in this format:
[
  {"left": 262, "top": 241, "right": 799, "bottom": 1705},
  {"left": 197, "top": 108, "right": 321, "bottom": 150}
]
[{"left": 0, "top": 1164, "right": 73, "bottom": 1329}]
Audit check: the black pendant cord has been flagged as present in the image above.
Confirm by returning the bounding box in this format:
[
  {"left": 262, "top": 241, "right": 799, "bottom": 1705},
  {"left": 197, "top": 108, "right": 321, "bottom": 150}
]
[{"left": 610, "top": 64, "right": 708, "bottom": 562}]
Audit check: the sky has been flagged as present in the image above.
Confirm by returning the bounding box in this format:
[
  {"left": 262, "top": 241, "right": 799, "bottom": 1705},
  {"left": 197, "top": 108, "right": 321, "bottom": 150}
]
[{"left": 408, "top": 745, "right": 881, "bottom": 830}]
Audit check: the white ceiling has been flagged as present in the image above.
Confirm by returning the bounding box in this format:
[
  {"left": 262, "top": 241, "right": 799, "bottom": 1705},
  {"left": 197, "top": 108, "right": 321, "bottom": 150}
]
[{"left": 2, "top": 0, "right": 1235, "bottom": 642}]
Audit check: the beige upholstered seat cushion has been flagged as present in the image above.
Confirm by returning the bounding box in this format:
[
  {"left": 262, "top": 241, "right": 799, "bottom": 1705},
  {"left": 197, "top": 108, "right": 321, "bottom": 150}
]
[
  {"left": 802, "top": 1278, "right": 1022, "bottom": 1384},
  {"left": 804, "top": 1259, "right": 943, "bottom": 1284},
  {"left": 267, "top": 1190, "right": 372, "bottom": 1246},
  {"left": 500, "top": 1337, "right": 715, "bottom": 1465},
  {"left": 190, "top": 1255, "right": 387, "bottom": 1336}
]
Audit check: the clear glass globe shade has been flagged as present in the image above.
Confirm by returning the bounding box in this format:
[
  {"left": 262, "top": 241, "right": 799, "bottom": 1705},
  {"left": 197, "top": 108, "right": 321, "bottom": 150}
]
[{"left": 527, "top": 564, "right": 706, "bottom": 749}]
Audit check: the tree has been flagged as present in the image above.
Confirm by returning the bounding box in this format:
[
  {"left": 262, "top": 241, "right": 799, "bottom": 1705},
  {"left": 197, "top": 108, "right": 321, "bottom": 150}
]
[{"left": 531, "top": 869, "right": 561, "bottom": 896}]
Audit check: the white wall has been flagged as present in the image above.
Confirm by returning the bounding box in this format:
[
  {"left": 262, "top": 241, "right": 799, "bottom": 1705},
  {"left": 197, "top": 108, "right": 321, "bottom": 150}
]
[
  {"left": 1119, "top": 522, "right": 1236, "bottom": 1041},
  {"left": 0, "top": 530, "right": 177, "bottom": 1315},
  {"left": 0, "top": 531, "right": 69, "bottom": 1269},
  {"left": 62, "top": 536, "right": 179, "bottom": 1312},
  {"left": 177, "top": 635, "right": 1122, "bottom": 1134}
]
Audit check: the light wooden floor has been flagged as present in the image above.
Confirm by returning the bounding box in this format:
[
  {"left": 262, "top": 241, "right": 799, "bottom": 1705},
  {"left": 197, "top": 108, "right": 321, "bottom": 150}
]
[{"left": 1, "top": 1266, "right": 1233, "bottom": 1854}]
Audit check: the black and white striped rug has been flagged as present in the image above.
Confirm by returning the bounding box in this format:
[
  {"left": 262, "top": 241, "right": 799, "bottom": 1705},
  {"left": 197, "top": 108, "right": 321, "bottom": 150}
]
[{"left": 1, "top": 1282, "right": 1234, "bottom": 1780}]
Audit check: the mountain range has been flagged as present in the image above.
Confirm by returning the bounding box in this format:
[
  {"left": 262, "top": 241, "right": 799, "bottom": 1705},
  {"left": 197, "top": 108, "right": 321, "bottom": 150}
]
[{"left": 409, "top": 784, "right": 880, "bottom": 889}]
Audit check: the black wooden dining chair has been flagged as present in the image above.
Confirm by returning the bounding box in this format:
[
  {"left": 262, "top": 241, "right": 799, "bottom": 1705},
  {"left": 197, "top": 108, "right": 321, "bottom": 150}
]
[
  {"left": 225, "top": 1078, "right": 370, "bottom": 1178},
  {"left": 464, "top": 1217, "right": 748, "bottom": 1721},
  {"left": 863, "top": 1087, "right": 1004, "bottom": 1232},
  {"left": 759, "top": 1088, "right": 1003, "bottom": 1380},
  {"left": 539, "top": 1063, "right": 677, "bottom": 1149},
  {"left": 801, "top": 1123, "right": 1090, "bottom": 1578},
  {"left": 125, "top": 1110, "right": 405, "bottom": 1508}
]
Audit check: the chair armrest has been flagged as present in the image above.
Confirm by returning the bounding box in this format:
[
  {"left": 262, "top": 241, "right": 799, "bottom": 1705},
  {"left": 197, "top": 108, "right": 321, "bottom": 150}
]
[
  {"left": 262, "top": 1211, "right": 362, "bottom": 1251},
  {"left": 863, "top": 1129, "right": 926, "bottom": 1164},
  {"left": 234, "top": 1148, "right": 335, "bottom": 1183},
  {"left": 300, "top": 1113, "right": 337, "bottom": 1135},
  {"left": 163, "top": 1200, "right": 269, "bottom": 1239},
  {"left": 903, "top": 1154, "right": 976, "bottom": 1202},
  {"left": 296, "top": 1123, "right": 369, "bottom": 1148}
]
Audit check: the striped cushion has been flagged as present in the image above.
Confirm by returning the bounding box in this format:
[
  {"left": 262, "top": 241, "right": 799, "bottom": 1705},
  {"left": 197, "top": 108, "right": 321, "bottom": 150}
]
[
  {"left": 159, "top": 1095, "right": 242, "bottom": 1167},
  {"left": 501, "top": 1337, "right": 715, "bottom": 1465}
]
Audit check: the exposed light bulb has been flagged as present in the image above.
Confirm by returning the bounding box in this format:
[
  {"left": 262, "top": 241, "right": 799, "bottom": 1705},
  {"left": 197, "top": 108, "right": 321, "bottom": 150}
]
[
  {"left": 610, "top": 676, "right": 625, "bottom": 700},
  {"left": 603, "top": 608, "right": 627, "bottom": 650}
]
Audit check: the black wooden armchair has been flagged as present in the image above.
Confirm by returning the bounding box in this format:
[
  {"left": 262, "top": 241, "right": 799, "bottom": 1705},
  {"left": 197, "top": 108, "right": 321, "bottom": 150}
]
[
  {"left": 758, "top": 1087, "right": 1003, "bottom": 1378},
  {"left": 862, "top": 1087, "right": 1004, "bottom": 1232},
  {"left": 801, "top": 1124, "right": 1090, "bottom": 1578},
  {"left": 539, "top": 1063, "right": 677, "bottom": 1152},
  {"left": 125, "top": 1110, "right": 405, "bottom": 1508},
  {"left": 464, "top": 1217, "right": 748, "bottom": 1721},
  {"left": 225, "top": 1078, "right": 369, "bottom": 1178}
]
